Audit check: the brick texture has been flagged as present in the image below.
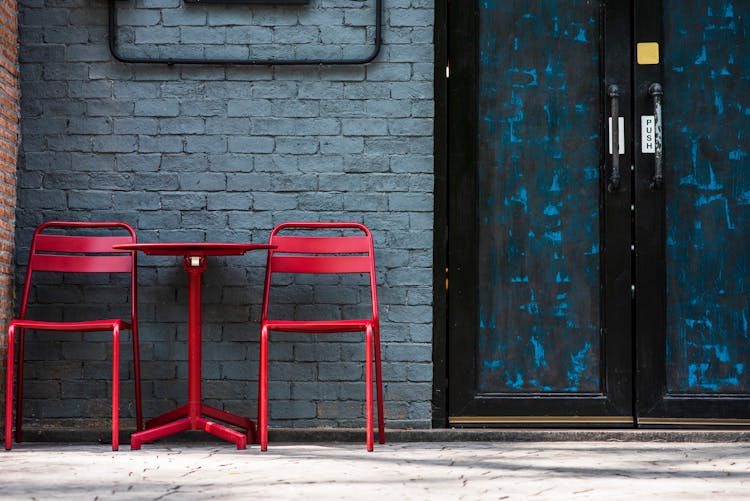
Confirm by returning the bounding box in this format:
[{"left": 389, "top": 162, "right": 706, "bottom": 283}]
[
  {"left": 15, "top": 0, "right": 434, "bottom": 432},
  {"left": 0, "top": 0, "right": 19, "bottom": 427}
]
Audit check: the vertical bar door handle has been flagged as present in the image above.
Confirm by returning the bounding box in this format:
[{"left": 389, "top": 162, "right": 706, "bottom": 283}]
[
  {"left": 608, "top": 84, "right": 621, "bottom": 192},
  {"left": 649, "top": 83, "right": 664, "bottom": 189}
]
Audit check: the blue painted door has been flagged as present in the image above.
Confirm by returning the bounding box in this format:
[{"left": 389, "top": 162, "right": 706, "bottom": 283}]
[
  {"left": 447, "top": 0, "right": 633, "bottom": 424},
  {"left": 447, "top": 0, "right": 750, "bottom": 424},
  {"left": 635, "top": 0, "right": 750, "bottom": 423}
]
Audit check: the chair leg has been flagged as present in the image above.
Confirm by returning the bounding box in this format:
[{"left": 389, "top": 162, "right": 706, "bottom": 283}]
[
  {"left": 111, "top": 326, "right": 120, "bottom": 451},
  {"left": 259, "top": 325, "right": 269, "bottom": 452},
  {"left": 15, "top": 328, "right": 25, "bottom": 444},
  {"left": 365, "top": 325, "right": 374, "bottom": 452},
  {"left": 131, "top": 326, "right": 143, "bottom": 432},
  {"left": 4, "top": 325, "right": 15, "bottom": 450},
  {"left": 374, "top": 325, "right": 385, "bottom": 444}
]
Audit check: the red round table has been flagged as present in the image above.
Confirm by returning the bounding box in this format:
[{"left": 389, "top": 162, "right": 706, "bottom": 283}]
[{"left": 113, "top": 242, "right": 274, "bottom": 450}]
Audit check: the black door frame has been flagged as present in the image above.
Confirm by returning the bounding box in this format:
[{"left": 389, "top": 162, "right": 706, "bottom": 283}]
[
  {"left": 432, "top": 0, "right": 449, "bottom": 428},
  {"left": 436, "top": 0, "right": 750, "bottom": 427}
]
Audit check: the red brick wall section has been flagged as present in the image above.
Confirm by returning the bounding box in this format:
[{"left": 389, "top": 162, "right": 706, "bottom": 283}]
[{"left": 0, "top": 0, "right": 19, "bottom": 415}]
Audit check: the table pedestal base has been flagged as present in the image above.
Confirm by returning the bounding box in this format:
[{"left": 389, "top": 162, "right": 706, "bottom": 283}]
[
  {"left": 114, "top": 243, "right": 273, "bottom": 452},
  {"left": 130, "top": 404, "right": 256, "bottom": 450}
]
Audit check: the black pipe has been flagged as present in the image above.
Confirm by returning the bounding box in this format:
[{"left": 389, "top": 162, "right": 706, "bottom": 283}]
[{"left": 108, "top": 0, "right": 382, "bottom": 65}]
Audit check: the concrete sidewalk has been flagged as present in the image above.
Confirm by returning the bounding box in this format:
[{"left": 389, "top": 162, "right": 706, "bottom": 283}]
[{"left": 2, "top": 439, "right": 750, "bottom": 499}]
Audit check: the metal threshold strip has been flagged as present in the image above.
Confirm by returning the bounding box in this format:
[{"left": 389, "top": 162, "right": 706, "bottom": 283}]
[
  {"left": 638, "top": 418, "right": 750, "bottom": 427},
  {"left": 450, "top": 416, "right": 750, "bottom": 427},
  {"left": 449, "top": 416, "right": 634, "bottom": 425}
]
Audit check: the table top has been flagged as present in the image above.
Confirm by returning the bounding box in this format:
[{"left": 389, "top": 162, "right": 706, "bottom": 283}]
[{"left": 113, "top": 242, "right": 275, "bottom": 257}]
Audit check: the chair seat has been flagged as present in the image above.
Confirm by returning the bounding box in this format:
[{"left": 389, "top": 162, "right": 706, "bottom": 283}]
[
  {"left": 263, "top": 319, "right": 374, "bottom": 333},
  {"left": 10, "top": 319, "right": 131, "bottom": 332}
]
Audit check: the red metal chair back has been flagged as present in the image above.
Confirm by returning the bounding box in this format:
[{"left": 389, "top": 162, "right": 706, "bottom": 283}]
[
  {"left": 261, "top": 221, "right": 379, "bottom": 324},
  {"left": 19, "top": 221, "right": 138, "bottom": 322}
]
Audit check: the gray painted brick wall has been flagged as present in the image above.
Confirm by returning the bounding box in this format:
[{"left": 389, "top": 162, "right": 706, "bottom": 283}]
[{"left": 14, "top": 0, "right": 434, "bottom": 432}]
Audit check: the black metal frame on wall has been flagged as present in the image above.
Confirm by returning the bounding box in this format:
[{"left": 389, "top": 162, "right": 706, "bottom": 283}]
[
  {"left": 184, "top": 0, "right": 310, "bottom": 4},
  {"left": 108, "top": 0, "right": 382, "bottom": 65}
]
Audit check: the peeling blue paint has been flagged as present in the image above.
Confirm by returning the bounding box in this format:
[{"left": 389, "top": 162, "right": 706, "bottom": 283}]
[
  {"left": 565, "top": 342, "right": 592, "bottom": 392},
  {"left": 715, "top": 92, "right": 725, "bottom": 114},
  {"left": 695, "top": 45, "right": 708, "bottom": 64},
  {"left": 511, "top": 187, "right": 529, "bottom": 213},
  {"left": 471, "top": 1, "right": 750, "bottom": 399},
  {"left": 544, "top": 231, "right": 562, "bottom": 243},
  {"left": 530, "top": 336, "right": 547, "bottom": 368},
  {"left": 544, "top": 204, "right": 560, "bottom": 216},
  {"left": 477, "top": 2, "right": 601, "bottom": 394},
  {"left": 729, "top": 148, "right": 747, "bottom": 160},
  {"left": 711, "top": 344, "right": 731, "bottom": 363},
  {"left": 665, "top": 0, "right": 750, "bottom": 395},
  {"left": 549, "top": 174, "right": 561, "bottom": 192},
  {"left": 484, "top": 359, "right": 502, "bottom": 369},
  {"left": 553, "top": 301, "right": 569, "bottom": 317},
  {"left": 506, "top": 371, "right": 524, "bottom": 390}
]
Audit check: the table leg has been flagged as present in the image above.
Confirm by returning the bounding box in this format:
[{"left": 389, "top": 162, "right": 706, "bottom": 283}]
[
  {"left": 203, "top": 404, "right": 257, "bottom": 443},
  {"left": 130, "top": 255, "right": 255, "bottom": 450},
  {"left": 130, "top": 418, "right": 191, "bottom": 450},
  {"left": 145, "top": 404, "right": 189, "bottom": 429},
  {"left": 186, "top": 258, "right": 204, "bottom": 429},
  {"left": 133, "top": 411, "right": 252, "bottom": 450},
  {"left": 199, "top": 418, "right": 247, "bottom": 449}
]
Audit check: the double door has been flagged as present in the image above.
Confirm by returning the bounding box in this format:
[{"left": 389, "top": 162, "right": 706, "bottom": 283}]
[{"left": 447, "top": 0, "right": 750, "bottom": 424}]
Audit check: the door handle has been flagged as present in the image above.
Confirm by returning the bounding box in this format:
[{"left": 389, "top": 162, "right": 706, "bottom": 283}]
[
  {"left": 608, "top": 84, "right": 621, "bottom": 192},
  {"left": 649, "top": 83, "right": 664, "bottom": 190}
]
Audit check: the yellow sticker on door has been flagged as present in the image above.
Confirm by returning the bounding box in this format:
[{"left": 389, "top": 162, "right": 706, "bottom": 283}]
[{"left": 637, "top": 42, "right": 660, "bottom": 65}]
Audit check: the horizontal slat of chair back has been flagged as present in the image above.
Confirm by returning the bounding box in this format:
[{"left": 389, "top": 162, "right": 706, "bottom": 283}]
[
  {"left": 270, "top": 255, "right": 371, "bottom": 274},
  {"left": 271, "top": 235, "right": 371, "bottom": 255},
  {"left": 29, "top": 254, "right": 133, "bottom": 273},
  {"left": 34, "top": 234, "right": 135, "bottom": 254}
]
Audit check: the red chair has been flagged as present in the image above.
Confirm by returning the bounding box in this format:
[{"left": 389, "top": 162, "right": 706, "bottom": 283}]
[
  {"left": 4, "top": 221, "right": 143, "bottom": 451},
  {"left": 258, "top": 222, "right": 385, "bottom": 451}
]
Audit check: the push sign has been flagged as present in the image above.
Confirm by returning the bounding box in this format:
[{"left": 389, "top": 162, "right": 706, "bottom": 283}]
[{"left": 642, "top": 115, "right": 656, "bottom": 153}]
